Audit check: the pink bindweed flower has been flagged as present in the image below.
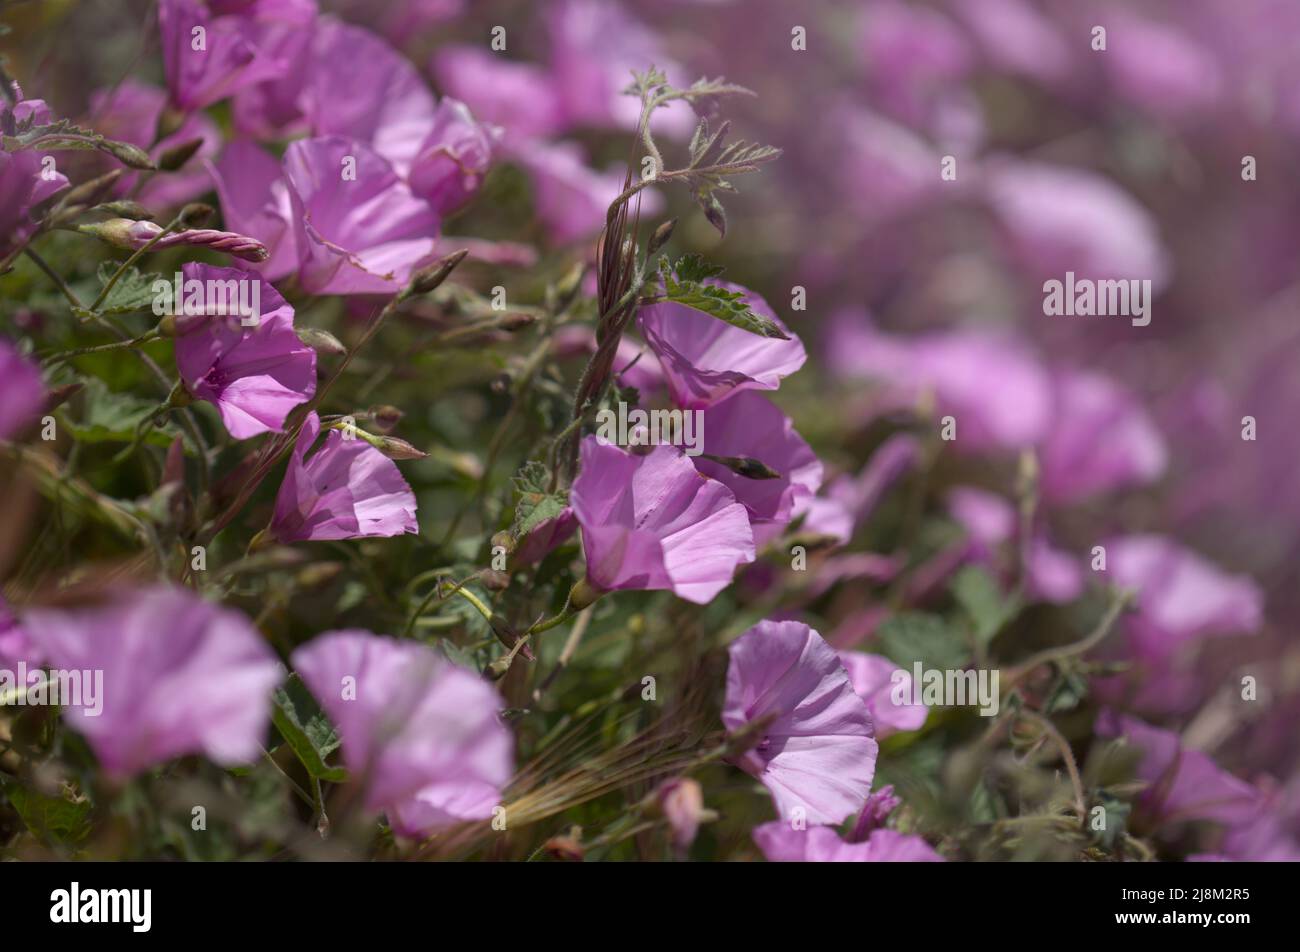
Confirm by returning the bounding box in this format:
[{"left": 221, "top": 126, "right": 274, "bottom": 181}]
[
  {"left": 547, "top": 0, "right": 694, "bottom": 136},
  {"left": 638, "top": 284, "right": 806, "bottom": 409},
  {"left": 270, "top": 411, "right": 418, "bottom": 543},
  {"left": 1096, "top": 711, "right": 1260, "bottom": 827},
  {"left": 837, "top": 651, "right": 929, "bottom": 738},
  {"left": 86, "top": 80, "right": 221, "bottom": 209},
  {"left": 570, "top": 437, "right": 755, "bottom": 605},
  {"left": 514, "top": 140, "right": 649, "bottom": 245},
  {"left": 212, "top": 136, "right": 441, "bottom": 294},
  {"left": 283, "top": 136, "right": 440, "bottom": 295},
  {"left": 982, "top": 156, "right": 1171, "bottom": 290},
  {"left": 754, "top": 784, "right": 942, "bottom": 861},
  {"left": 172, "top": 263, "right": 316, "bottom": 438},
  {"left": 1039, "top": 369, "right": 1167, "bottom": 504},
  {"left": 694, "top": 392, "right": 822, "bottom": 547},
  {"left": 0, "top": 99, "right": 69, "bottom": 259},
  {"left": 430, "top": 45, "right": 565, "bottom": 145},
  {"left": 207, "top": 139, "right": 299, "bottom": 281},
  {"left": 158, "top": 0, "right": 313, "bottom": 112},
  {"left": 20, "top": 587, "right": 282, "bottom": 777},
  {"left": 407, "top": 99, "right": 500, "bottom": 216},
  {"left": 1093, "top": 535, "right": 1262, "bottom": 714},
  {"left": 0, "top": 339, "right": 46, "bottom": 440},
  {"left": 723, "top": 620, "right": 878, "bottom": 824},
  {"left": 291, "top": 630, "right": 512, "bottom": 835},
  {"left": 825, "top": 311, "right": 1052, "bottom": 451}
]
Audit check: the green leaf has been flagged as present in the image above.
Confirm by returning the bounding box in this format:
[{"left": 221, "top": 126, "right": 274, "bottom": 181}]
[
  {"left": 95, "top": 261, "right": 159, "bottom": 315},
  {"left": 950, "top": 565, "right": 1018, "bottom": 649},
  {"left": 511, "top": 461, "right": 569, "bottom": 539},
  {"left": 670, "top": 252, "right": 725, "bottom": 284},
  {"left": 67, "top": 377, "right": 179, "bottom": 448},
  {"left": 876, "top": 613, "right": 972, "bottom": 671},
  {"left": 657, "top": 257, "right": 788, "bottom": 339},
  {"left": 271, "top": 674, "right": 347, "bottom": 782},
  {"left": 3, "top": 782, "right": 93, "bottom": 845}
]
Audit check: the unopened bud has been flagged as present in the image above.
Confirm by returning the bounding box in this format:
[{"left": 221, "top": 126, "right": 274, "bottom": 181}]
[
  {"left": 367, "top": 405, "right": 403, "bottom": 433},
  {"left": 179, "top": 203, "right": 214, "bottom": 227},
  {"left": 406, "top": 248, "right": 468, "bottom": 296},
  {"left": 481, "top": 569, "right": 510, "bottom": 592},
  {"left": 647, "top": 218, "right": 677, "bottom": 257},
  {"left": 553, "top": 261, "right": 586, "bottom": 311},
  {"left": 157, "top": 137, "right": 204, "bottom": 172},
  {"left": 92, "top": 199, "right": 153, "bottom": 221},
  {"left": 295, "top": 326, "right": 347, "bottom": 357}
]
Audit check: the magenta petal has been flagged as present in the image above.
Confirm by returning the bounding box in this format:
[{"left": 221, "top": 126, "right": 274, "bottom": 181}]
[
  {"left": 21, "top": 587, "right": 281, "bottom": 777},
  {"left": 639, "top": 283, "right": 806, "bottom": 409},
  {"left": 838, "top": 651, "right": 929, "bottom": 738},
  {"left": 0, "top": 340, "right": 46, "bottom": 440},
  {"left": 723, "top": 620, "right": 878, "bottom": 824},
  {"left": 754, "top": 822, "right": 943, "bottom": 862},
  {"left": 291, "top": 630, "right": 512, "bottom": 830},
  {"left": 172, "top": 263, "right": 316, "bottom": 438},
  {"left": 271, "top": 412, "right": 418, "bottom": 543},
  {"left": 571, "top": 438, "right": 755, "bottom": 604}
]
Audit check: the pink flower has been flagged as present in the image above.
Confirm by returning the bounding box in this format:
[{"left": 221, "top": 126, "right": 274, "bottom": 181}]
[
  {"left": 211, "top": 136, "right": 441, "bottom": 294},
  {"left": 0, "top": 339, "right": 45, "bottom": 440},
  {"left": 0, "top": 99, "right": 69, "bottom": 258},
  {"left": 695, "top": 392, "right": 822, "bottom": 547},
  {"left": 270, "top": 411, "right": 418, "bottom": 543},
  {"left": 283, "top": 136, "right": 439, "bottom": 295},
  {"left": 20, "top": 587, "right": 281, "bottom": 777},
  {"left": 1040, "top": 370, "right": 1166, "bottom": 503},
  {"left": 570, "top": 437, "right": 755, "bottom": 604},
  {"left": 837, "top": 651, "right": 929, "bottom": 738},
  {"left": 85, "top": 80, "right": 221, "bottom": 209},
  {"left": 983, "top": 157, "right": 1171, "bottom": 290},
  {"left": 723, "top": 620, "right": 878, "bottom": 824},
  {"left": 1096, "top": 711, "right": 1260, "bottom": 827},
  {"left": 172, "top": 263, "right": 316, "bottom": 439},
  {"left": 291, "top": 630, "right": 512, "bottom": 834},
  {"left": 429, "top": 45, "right": 564, "bottom": 145},
  {"left": 207, "top": 139, "right": 299, "bottom": 281},
  {"left": 753, "top": 822, "right": 943, "bottom": 862},
  {"left": 825, "top": 312, "right": 1052, "bottom": 451},
  {"left": 639, "top": 284, "right": 806, "bottom": 409},
  {"left": 159, "top": 0, "right": 311, "bottom": 112},
  {"left": 407, "top": 98, "right": 500, "bottom": 216}
]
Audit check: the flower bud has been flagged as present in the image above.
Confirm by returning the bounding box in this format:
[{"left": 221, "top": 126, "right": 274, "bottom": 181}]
[
  {"left": 157, "top": 137, "right": 204, "bottom": 172},
  {"left": 406, "top": 248, "right": 468, "bottom": 296},
  {"left": 295, "top": 326, "right": 347, "bottom": 357},
  {"left": 654, "top": 778, "right": 704, "bottom": 850}
]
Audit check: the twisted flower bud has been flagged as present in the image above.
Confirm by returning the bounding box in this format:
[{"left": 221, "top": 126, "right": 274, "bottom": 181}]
[{"left": 79, "top": 218, "right": 269, "bottom": 263}]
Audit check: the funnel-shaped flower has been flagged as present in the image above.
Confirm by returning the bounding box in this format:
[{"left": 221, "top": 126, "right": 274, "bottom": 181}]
[
  {"left": 571, "top": 437, "right": 754, "bottom": 604},
  {"left": 639, "top": 284, "right": 806, "bottom": 409},
  {"left": 271, "top": 411, "right": 418, "bottom": 543},
  {"left": 21, "top": 587, "right": 281, "bottom": 777},
  {"left": 723, "top": 620, "right": 878, "bottom": 824},
  {"left": 172, "top": 263, "right": 316, "bottom": 438},
  {"left": 694, "top": 392, "right": 822, "bottom": 546},
  {"left": 837, "top": 651, "right": 929, "bottom": 738},
  {"left": 292, "top": 630, "right": 512, "bottom": 834},
  {"left": 753, "top": 822, "right": 943, "bottom": 862}
]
